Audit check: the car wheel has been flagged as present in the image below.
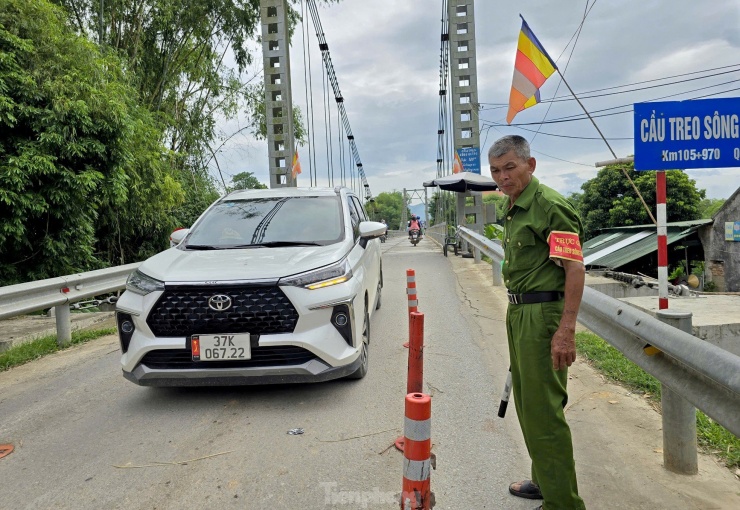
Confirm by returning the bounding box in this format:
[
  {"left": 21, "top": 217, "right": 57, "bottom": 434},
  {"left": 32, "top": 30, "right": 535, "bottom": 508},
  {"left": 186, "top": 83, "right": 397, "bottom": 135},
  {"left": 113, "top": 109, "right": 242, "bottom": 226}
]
[{"left": 347, "top": 304, "right": 369, "bottom": 379}]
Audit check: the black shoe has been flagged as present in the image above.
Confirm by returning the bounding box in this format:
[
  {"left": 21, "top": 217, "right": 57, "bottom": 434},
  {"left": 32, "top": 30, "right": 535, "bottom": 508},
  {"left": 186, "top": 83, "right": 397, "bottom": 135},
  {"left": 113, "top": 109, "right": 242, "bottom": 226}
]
[{"left": 509, "top": 480, "right": 543, "bottom": 500}]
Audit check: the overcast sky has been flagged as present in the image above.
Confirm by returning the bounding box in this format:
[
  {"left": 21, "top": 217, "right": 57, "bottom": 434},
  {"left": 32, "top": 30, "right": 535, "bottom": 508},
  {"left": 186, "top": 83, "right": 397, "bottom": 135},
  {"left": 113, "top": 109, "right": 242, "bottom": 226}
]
[{"left": 214, "top": 0, "right": 740, "bottom": 203}]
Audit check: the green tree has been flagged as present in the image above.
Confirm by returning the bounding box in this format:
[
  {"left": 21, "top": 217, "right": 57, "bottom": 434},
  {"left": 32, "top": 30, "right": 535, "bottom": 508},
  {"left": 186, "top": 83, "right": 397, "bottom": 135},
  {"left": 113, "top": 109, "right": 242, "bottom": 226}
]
[
  {"left": 429, "top": 191, "right": 455, "bottom": 226},
  {"left": 578, "top": 163, "right": 705, "bottom": 239},
  {"left": 365, "top": 191, "right": 405, "bottom": 229},
  {"left": 0, "top": 0, "right": 183, "bottom": 283},
  {"left": 697, "top": 198, "right": 725, "bottom": 219},
  {"left": 229, "top": 171, "right": 268, "bottom": 191}
]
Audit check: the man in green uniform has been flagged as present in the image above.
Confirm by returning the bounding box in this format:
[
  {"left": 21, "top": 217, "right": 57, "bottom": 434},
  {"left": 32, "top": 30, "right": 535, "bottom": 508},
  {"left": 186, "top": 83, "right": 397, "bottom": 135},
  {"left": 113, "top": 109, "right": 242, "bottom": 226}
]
[{"left": 488, "top": 135, "right": 586, "bottom": 510}]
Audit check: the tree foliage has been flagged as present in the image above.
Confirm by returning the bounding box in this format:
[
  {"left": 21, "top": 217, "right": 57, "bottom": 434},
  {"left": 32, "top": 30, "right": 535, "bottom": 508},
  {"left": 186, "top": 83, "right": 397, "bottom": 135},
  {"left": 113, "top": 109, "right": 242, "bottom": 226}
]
[
  {"left": 0, "top": 0, "right": 183, "bottom": 283},
  {"left": 365, "top": 191, "right": 406, "bottom": 229},
  {"left": 697, "top": 198, "right": 725, "bottom": 219},
  {"left": 229, "top": 171, "right": 267, "bottom": 191},
  {"left": 578, "top": 163, "right": 705, "bottom": 239}
]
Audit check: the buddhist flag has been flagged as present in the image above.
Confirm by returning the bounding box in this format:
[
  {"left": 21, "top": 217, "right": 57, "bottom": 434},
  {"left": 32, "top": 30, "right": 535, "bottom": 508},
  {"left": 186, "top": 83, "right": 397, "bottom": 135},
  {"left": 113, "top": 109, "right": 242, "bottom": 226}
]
[
  {"left": 452, "top": 150, "right": 464, "bottom": 174},
  {"left": 291, "top": 149, "right": 302, "bottom": 179},
  {"left": 506, "top": 15, "right": 558, "bottom": 124}
]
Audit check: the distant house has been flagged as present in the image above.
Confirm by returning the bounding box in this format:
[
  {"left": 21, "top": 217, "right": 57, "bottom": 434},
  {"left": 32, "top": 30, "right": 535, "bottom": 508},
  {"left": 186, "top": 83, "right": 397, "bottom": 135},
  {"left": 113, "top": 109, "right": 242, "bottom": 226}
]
[{"left": 698, "top": 187, "right": 740, "bottom": 292}]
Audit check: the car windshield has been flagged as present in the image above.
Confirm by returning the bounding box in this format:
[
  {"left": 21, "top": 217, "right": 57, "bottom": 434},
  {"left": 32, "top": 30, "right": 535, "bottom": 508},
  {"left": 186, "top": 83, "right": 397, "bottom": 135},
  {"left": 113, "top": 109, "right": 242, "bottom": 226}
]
[{"left": 184, "top": 196, "right": 344, "bottom": 249}]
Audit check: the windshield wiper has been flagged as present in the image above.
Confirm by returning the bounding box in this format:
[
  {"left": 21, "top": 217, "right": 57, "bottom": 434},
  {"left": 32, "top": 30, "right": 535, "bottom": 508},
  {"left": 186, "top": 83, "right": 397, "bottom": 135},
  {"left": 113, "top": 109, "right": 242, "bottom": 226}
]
[
  {"left": 185, "top": 244, "right": 222, "bottom": 250},
  {"left": 232, "top": 241, "right": 323, "bottom": 248}
]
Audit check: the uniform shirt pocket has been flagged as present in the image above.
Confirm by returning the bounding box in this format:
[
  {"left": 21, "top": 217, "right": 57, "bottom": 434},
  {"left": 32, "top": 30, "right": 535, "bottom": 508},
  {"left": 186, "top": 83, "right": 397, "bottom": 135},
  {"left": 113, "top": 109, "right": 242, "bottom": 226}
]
[{"left": 509, "top": 231, "right": 538, "bottom": 269}]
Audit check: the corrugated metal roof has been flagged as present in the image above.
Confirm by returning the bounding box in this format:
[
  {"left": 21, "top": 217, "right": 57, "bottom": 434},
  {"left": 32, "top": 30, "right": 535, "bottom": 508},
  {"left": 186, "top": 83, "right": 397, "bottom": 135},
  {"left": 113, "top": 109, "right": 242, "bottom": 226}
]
[
  {"left": 584, "top": 224, "right": 702, "bottom": 269},
  {"left": 606, "top": 219, "right": 712, "bottom": 231}
]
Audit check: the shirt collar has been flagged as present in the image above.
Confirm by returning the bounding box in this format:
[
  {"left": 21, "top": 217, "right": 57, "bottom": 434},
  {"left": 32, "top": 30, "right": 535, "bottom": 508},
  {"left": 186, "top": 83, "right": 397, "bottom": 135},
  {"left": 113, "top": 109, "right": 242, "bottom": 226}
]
[{"left": 512, "top": 175, "right": 539, "bottom": 211}]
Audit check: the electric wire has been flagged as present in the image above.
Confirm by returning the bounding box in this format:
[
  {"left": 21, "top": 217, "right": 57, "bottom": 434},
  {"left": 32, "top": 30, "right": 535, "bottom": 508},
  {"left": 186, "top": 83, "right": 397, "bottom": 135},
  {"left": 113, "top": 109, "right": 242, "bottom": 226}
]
[
  {"left": 531, "top": 0, "right": 595, "bottom": 145},
  {"left": 478, "top": 64, "right": 740, "bottom": 109}
]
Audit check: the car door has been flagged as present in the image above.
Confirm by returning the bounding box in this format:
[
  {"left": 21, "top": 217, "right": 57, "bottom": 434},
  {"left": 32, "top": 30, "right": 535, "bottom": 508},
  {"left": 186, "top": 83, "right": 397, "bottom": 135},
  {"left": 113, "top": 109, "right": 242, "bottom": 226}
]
[{"left": 349, "top": 195, "right": 381, "bottom": 315}]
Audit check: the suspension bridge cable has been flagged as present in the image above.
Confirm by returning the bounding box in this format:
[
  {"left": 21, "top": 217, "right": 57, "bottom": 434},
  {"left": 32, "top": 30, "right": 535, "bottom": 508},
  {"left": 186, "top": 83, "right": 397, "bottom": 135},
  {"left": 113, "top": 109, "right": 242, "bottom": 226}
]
[
  {"left": 302, "top": 0, "right": 319, "bottom": 186},
  {"left": 305, "top": 0, "right": 372, "bottom": 199},
  {"left": 300, "top": 0, "right": 314, "bottom": 185},
  {"left": 320, "top": 55, "right": 331, "bottom": 185}
]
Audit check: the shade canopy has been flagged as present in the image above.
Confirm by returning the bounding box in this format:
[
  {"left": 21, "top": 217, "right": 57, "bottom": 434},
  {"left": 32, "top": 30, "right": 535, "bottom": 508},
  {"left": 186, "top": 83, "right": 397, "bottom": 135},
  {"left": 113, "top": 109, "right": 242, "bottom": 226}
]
[{"left": 423, "top": 172, "right": 499, "bottom": 192}]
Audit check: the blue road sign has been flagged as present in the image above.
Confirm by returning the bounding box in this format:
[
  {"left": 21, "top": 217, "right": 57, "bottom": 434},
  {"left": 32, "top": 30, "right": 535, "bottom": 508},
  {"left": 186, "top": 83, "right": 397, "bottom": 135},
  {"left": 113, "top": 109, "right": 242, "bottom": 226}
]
[
  {"left": 457, "top": 147, "right": 481, "bottom": 174},
  {"left": 634, "top": 98, "right": 740, "bottom": 171}
]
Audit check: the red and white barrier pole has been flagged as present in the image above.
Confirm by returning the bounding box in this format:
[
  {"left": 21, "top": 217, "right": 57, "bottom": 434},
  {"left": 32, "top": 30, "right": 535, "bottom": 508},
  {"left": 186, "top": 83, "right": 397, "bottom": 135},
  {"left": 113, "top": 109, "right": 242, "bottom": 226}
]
[
  {"left": 407, "top": 312, "right": 424, "bottom": 395},
  {"left": 657, "top": 170, "right": 668, "bottom": 310},
  {"left": 401, "top": 393, "right": 433, "bottom": 510},
  {"left": 405, "top": 269, "right": 418, "bottom": 348},
  {"left": 397, "top": 311, "right": 425, "bottom": 452}
]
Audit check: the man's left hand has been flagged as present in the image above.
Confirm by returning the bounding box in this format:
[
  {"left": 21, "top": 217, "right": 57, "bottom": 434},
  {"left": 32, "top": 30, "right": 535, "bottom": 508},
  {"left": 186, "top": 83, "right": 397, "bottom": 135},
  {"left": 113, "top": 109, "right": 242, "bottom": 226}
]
[{"left": 551, "top": 326, "right": 576, "bottom": 370}]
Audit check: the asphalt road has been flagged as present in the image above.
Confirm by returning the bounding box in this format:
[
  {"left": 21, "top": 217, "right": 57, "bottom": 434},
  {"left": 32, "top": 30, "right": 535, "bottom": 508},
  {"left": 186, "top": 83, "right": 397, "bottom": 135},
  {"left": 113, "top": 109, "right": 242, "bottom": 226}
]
[{"left": 0, "top": 235, "right": 531, "bottom": 510}]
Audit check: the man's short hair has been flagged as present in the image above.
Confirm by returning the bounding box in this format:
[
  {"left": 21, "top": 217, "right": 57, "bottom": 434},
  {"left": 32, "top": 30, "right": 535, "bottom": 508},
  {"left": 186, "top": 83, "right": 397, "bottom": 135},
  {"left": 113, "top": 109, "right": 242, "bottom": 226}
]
[{"left": 488, "top": 135, "right": 530, "bottom": 161}]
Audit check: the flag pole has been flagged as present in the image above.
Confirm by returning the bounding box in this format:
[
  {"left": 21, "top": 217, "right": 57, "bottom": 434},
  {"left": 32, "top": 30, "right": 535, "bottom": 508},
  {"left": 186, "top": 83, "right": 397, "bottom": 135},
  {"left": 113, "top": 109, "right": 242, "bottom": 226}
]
[{"left": 556, "top": 69, "right": 656, "bottom": 225}]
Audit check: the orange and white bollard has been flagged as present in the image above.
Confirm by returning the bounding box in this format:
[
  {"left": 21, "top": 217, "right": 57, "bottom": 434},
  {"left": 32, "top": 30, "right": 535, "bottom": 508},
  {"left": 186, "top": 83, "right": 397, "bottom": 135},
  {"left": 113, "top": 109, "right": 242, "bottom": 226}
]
[
  {"left": 407, "top": 312, "right": 424, "bottom": 395},
  {"left": 405, "top": 269, "right": 417, "bottom": 348},
  {"left": 401, "top": 392, "right": 433, "bottom": 510}
]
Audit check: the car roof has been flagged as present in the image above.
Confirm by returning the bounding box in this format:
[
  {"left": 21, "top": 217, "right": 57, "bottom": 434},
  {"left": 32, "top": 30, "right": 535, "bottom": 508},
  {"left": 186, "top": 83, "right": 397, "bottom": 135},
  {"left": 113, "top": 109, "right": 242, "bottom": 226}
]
[{"left": 224, "top": 187, "right": 351, "bottom": 201}]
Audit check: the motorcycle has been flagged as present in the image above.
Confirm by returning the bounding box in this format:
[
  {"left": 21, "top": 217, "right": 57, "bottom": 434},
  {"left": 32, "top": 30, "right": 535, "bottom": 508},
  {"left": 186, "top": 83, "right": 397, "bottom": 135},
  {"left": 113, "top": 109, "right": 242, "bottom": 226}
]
[{"left": 409, "top": 229, "right": 421, "bottom": 246}]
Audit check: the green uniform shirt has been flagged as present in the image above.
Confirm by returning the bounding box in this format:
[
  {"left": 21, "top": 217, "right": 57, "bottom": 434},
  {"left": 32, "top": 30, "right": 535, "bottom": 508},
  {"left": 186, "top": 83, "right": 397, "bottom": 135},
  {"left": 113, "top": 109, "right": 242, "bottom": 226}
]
[{"left": 502, "top": 176, "right": 584, "bottom": 294}]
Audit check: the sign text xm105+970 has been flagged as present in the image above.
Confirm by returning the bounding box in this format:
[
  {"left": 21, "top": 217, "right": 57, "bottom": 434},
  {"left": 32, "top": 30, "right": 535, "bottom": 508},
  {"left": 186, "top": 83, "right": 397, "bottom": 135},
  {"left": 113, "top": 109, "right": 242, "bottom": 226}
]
[{"left": 633, "top": 97, "right": 740, "bottom": 171}]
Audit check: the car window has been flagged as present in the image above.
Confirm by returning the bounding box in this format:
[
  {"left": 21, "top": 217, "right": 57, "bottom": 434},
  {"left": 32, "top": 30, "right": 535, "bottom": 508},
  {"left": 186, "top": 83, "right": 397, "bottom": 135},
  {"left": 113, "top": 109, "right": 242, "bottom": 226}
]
[
  {"left": 351, "top": 196, "right": 368, "bottom": 221},
  {"left": 347, "top": 197, "right": 361, "bottom": 240},
  {"left": 185, "top": 196, "right": 344, "bottom": 248}
]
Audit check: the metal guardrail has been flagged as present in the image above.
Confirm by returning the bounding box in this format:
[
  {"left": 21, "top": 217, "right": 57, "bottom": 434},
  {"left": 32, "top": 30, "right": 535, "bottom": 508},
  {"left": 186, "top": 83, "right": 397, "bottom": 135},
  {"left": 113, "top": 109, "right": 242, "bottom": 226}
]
[
  {"left": 0, "top": 263, "right": 140, "bottom": 345},
  {"left": 450, "top": 225, "right": 740, "bottom": 471}
]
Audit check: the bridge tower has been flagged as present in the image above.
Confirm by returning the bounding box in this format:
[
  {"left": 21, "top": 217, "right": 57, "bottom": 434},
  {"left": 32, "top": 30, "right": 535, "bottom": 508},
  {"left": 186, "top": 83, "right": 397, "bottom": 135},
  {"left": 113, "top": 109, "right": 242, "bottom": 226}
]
[
  {"left": 260, "top": 0, "right": 296, "bottom": 188},
  {"left": 448, "top": 0, "right": 491, "bottom": 232}
]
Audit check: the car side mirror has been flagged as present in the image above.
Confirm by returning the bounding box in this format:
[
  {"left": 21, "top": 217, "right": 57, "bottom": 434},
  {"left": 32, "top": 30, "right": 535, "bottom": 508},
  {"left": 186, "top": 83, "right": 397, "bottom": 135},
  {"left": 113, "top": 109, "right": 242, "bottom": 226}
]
[
  {"left": 359, "top": 221, "right": 387, "bottom": 239},
  {"left": 170, "top": 228, "right": 190, "bottom": 247}
]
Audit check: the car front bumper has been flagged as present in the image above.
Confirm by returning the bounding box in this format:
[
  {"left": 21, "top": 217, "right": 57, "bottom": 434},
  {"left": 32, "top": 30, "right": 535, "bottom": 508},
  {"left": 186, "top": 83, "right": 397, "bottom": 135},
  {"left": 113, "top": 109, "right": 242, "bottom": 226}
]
[{"left": 122, "top": 354, "right": 362, "bottom": 386}]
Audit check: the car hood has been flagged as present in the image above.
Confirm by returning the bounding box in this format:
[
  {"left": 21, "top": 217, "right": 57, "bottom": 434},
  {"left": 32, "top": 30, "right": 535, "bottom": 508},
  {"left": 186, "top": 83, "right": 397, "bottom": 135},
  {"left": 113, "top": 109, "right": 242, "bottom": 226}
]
[{"left": 138, "top": 242, "right": 351, "bottom": 283}]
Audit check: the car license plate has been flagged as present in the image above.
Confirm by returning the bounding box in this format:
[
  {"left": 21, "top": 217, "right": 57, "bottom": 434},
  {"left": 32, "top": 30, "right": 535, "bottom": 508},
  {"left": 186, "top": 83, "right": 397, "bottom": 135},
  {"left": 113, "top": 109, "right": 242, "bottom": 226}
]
[{"left": 191, "top": 333, "right": 251, "bottom": 361}]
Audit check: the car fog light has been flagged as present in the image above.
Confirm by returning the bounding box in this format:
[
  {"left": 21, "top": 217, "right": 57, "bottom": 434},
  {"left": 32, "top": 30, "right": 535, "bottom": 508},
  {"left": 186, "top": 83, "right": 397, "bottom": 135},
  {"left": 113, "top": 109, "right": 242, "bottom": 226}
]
[
  {"left": 121, "top": 321, "right": 134, "bottom": 334},
  {"left": 334, "top": 313, "right": 348, "bottom": 327}
]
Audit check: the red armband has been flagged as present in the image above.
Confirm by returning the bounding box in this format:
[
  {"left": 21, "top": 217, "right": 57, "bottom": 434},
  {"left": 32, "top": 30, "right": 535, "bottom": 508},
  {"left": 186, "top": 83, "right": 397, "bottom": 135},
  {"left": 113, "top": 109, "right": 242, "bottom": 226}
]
[{"left": 548, "top": 231, "right": 583, "bottom": 263}]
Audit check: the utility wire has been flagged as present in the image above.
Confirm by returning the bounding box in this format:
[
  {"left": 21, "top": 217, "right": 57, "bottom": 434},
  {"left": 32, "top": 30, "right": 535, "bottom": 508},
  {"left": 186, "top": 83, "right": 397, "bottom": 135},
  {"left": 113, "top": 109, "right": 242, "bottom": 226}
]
[
  {"left": 531, "top": 0, "right": 595, "bottom": 145},
  {"left": 478, "top": 63, "right": 740, "bottom": 109}
]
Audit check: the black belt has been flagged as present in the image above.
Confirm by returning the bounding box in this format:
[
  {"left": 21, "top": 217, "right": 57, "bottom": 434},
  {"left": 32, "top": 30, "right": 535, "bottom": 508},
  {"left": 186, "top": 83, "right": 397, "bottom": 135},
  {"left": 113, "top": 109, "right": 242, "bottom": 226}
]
[{"left": 507, "top": 291, "right": 563, "bottom": 305}]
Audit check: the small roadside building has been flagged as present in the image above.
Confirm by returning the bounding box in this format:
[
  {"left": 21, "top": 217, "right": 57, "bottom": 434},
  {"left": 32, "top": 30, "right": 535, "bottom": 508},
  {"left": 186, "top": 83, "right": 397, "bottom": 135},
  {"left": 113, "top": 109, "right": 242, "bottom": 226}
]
[{"left": 698, "top": 186, "right": 740, "bottom": 292}]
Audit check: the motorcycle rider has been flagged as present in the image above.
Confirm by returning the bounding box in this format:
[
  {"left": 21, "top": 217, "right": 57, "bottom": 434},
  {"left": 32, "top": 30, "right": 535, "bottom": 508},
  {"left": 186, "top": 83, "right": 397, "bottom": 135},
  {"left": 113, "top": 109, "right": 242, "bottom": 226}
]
[
  {"left": 380, "top": 219, "right": 387, "bottom": 242},
  {"left": 408, "top": 215, "right": 421, "bottom": 240}
]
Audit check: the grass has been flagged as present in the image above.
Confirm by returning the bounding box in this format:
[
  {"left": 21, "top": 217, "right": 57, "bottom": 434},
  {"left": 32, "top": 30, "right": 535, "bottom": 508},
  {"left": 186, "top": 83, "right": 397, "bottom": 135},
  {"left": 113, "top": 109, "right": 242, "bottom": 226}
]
[
  {"left": 0, "top": 327, "right": 117, "bottom": 372},
  {"left": 576, "top": 331, "right": 740, "bottom": 469}
]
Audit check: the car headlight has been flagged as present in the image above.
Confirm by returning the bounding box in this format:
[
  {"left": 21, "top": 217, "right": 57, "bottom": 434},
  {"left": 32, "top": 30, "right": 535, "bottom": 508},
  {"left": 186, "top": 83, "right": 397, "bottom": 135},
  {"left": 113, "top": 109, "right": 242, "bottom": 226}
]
[
  {"left": 279, "top": 259, "right": 353, "bottom": 290},
  {"left": 126, "top": 270, "right": 165, "bottom": 295}
]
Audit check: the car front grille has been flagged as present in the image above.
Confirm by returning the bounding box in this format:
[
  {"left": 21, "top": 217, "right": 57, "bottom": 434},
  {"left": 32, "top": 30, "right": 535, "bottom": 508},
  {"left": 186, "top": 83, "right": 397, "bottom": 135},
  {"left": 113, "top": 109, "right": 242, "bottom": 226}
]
[
  {"left": 139, "top": 345, "right": 317, "bottom": 370},
  {"left": 146, "top": 285, "right": 299, "bottom": 337}
]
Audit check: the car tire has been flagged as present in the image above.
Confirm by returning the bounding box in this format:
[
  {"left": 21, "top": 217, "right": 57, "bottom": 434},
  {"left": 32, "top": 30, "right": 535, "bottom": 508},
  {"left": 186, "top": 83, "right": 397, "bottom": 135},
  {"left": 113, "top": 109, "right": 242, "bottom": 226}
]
[{"left": 347, "top": 304, "right": 369, "bottom": 380}]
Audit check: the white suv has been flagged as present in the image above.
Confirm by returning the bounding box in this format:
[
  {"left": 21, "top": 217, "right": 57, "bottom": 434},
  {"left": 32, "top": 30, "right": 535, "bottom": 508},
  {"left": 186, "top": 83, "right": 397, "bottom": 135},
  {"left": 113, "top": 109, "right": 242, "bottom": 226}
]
[{"left": 116, "top": 187, "right": 385, "bottom": 386}]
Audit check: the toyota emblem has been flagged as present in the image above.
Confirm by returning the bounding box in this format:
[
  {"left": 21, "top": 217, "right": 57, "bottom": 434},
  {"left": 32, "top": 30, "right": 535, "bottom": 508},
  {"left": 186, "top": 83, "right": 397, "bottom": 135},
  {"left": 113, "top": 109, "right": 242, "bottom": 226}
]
[{"left": 208, "top": 294, "right": 232, "bottom": 311}]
